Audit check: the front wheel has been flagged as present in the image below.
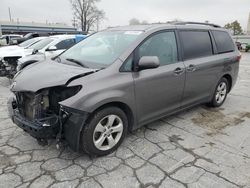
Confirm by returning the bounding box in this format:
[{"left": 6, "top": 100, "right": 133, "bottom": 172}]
[
  {"left": 81, "top": 107, "right": 128, "bottom": 156},
  {"left": 208, "top": 77, "right": 229, "bottom": 107}
]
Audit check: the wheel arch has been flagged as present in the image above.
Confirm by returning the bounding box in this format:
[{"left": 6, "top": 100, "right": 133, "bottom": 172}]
[
  {"left": 19, "top": 60, "right": 38, "bottom": 70},
  {"left": 89, "top": 101, "right": 136, "bottom": 132},
  {"left": 222, "top": 74, "right": 232, "bottom": 92}
]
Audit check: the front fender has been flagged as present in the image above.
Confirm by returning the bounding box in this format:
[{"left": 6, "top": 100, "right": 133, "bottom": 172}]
[
  {"left": 60, "top": 89, "right": 135, "bottom": 114},
  {"left": 61, "top": 89, "right": 136, "bottom": 152}
]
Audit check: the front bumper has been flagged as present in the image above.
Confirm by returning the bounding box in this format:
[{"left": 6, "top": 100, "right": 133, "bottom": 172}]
[
  {"left": 13, "top": 110, "right": 59, "bottom": 139},
  {"left": 8, "top": 97, "right": 59, "bottom": 139},
  {"left": 8, "top": 97, "right": 89, "bottom": 151}
]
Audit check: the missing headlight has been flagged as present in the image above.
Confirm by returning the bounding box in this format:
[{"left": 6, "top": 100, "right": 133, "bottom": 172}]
[{"left": 48, "top": 85, "right": 82, "bottom": 114}]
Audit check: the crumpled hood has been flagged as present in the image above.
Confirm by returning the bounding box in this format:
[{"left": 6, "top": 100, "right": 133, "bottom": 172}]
[
  {"left": 0, "top": 45, "right": 23, "bottom": 54},
  {"left": 0, "top": 48, "right": 33, "bottom": 58},
  {"left": 11, "top": 61, "right": 97, "bottom": 92}
]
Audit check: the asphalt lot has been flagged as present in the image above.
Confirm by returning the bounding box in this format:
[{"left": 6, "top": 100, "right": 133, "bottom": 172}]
[{"left": 0, "top": 53, "right": 250, "bottom": 188}]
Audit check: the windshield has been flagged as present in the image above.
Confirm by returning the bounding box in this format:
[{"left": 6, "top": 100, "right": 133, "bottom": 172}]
[
  {"left": 24, "top": 33, "right": 32, "bottom": 38},
  {"left": 28, "top": 38, "right": 53, "bottom": 50},
  {"left": 59, "top": 31, "right": 143, "bottom": 68},
  {"left": 18, "top": 38, "right": 40, "bottom": 48}
]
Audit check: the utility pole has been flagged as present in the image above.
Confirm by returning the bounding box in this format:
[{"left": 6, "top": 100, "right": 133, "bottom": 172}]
[
  {"left": 8, "top": 7, "right": 12, "bottom": 22},
  {"left": 72, "top": 17, "right": 77, "bottom": 28},
  {"left": 247, "top": 12, "right": 250, "bottom": 35},
  {"left": 0, "top": 24, "right": 2, "bottom": 37}
]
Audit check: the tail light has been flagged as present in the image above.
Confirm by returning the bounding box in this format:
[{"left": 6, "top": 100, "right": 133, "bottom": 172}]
[{"left": 236, "top": 53, "right": 242, "bottom": 62}]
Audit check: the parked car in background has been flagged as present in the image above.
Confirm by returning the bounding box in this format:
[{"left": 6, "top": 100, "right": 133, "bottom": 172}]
[
  {"left": 246, "top": 44, "right": 250, "bottom": 52},
  {"left": 0, "top": 37, "right": 46, "bottom": 54},
  {"left": 235, "top": 42, "right": 242, "bottom": 51},
  {"left": 233, "top": 35, "right": 250, "bottom": 52},
  {"left": 0, "top": 34, "right": 23, "bottom": 46},
  {"left": 11, "top": 32, "right": 48, "bottom": 45},
  {"left": 8, "top": 22, "right": 240, "bottom": 156},
  {"left": 17, "top": 34, "right": 86, "bottom": 71},
  {"left": 0, "top": 37, "right": 48, "bottom": 78}
]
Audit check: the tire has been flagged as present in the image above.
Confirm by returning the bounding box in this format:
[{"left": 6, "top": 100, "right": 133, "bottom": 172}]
[
  {"left": 81, "top": 106, "right": 128, "bottom": 156},
  {"left": 208, "top": 77, "right": 229, "bottom": 107}
]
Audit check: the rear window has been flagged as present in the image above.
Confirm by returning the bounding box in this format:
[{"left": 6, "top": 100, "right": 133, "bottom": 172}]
[
  {"left": 180, "top": 31, "right": 213, "bottom": 60},
  {"left": 212, "top": 31, "right": 235, "bottom": 54}
]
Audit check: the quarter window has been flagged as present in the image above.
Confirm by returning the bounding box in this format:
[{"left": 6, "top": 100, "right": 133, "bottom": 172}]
[
  {"left": 138, "top": 31, "right": 178, "bottom": 66},
  {"left": 180, "top": 31, "right": 213, "bottom": 60},
  {"left": 212, "top": 31, "right": 235, "bottom": 54}
]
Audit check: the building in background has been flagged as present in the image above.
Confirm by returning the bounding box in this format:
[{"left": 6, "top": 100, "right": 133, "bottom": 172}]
[
  {"left": 0, "top": 21, "right": 78, "bottom": 36},
  {"left": 247, "top": 12, "right": 250, "bottom": 35}
]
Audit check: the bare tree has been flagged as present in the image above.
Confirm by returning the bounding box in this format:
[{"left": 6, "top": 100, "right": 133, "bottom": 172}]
[{"left": 70, "top": 0, "right": 105, "bottom": 33}]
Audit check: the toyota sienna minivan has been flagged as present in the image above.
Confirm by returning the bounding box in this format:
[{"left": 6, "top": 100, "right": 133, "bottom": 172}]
[{"left": 8, "top": 22, "right": 241, "bottom": 156}]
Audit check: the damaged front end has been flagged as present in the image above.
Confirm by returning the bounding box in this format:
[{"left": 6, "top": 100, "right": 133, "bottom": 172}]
[
  {"left": 8, "top": 61, "right": 97, "bottom": 150},
  {"left": 9, "top": 85, "right": 87, "bottom": 148},
  {"left": 0, "top": 56, "right": 21, "bottom": 78}
]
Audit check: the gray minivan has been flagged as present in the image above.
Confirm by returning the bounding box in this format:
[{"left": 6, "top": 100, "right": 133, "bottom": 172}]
[{"left": 8, "top": 22, "right": 241, "bottom": 156}]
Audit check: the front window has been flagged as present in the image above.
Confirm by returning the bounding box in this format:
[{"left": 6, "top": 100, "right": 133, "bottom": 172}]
[
  {"left": 59, "top": 31, "right": 143, "bottom": 69},
  {"left": 18, "top": 38, "right": 39, "bottom": 48},
  {"left": 28, "top": 38, "right": 53, "bottom": 50},
  {"left": 138, "top": 31, "right": 178, "bottom": 66}
]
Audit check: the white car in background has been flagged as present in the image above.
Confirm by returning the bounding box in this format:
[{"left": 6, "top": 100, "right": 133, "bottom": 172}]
[
  {"left": 0, "top": 35, "right": 85, "bottom": 78},
  {"left": 17, "top": 34, "right": 86, "bottom": 71},
  {"left": 0, "top": 37, "right": 46, "bottom": 54},
  {"left": 0, "top": 34, "right": 23, "bottom": 46}
]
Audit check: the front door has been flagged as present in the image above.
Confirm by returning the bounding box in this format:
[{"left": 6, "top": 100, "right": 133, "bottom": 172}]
[{"left": 133, "top": 31, "right": 185, "bottom": 125}]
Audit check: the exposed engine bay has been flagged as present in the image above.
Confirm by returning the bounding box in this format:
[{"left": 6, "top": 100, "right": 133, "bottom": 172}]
[
  {"left": 11, "top": 85, "right": 82, "bottom": 143},
  {"left": 15, "top": 86, "right": 81, "bottom": 119},
  {"left": 0, "top": 57, "right": 21, "bottom": 78}
]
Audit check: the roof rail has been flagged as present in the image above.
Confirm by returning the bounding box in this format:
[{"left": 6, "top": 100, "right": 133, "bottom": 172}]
[{"left": 173, "top": 22, "right": 221, "bottom": 28}]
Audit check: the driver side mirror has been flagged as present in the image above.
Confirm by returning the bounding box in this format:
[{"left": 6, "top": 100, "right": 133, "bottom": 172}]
[
  {"left": 46, "top": 45, "right": 57, "bottom": 51},
  {"left": 137, "top": 56, "right": 160, "bottom": 71}
]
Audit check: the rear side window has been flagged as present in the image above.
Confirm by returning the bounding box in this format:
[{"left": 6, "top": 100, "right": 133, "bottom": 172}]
[
  {"left": 180, "top": 31, "right": 213, "bottom": 60},
  {"left": 212, "top": 31, "right": 235, "bottom": 54}
]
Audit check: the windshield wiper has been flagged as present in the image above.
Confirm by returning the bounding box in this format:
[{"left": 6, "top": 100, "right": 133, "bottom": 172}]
[{"left": 66, "top": 58, "right": 89, "bottom": 68}]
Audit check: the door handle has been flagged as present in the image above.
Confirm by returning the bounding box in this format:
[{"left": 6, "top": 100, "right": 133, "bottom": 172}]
[
  {"left": 186, "top": 64, "right": 196, "bottom": 72},
  {"left": 174, "top": 67, "right": 184, "bottom": 75}
]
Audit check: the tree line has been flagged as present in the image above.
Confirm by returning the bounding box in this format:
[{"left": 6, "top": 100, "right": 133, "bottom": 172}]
[{"left": 70, "top": 0, "right": 244, "bottom": 35}]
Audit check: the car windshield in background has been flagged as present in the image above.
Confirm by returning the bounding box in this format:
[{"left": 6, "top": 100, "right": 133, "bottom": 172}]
[
  {"left": 23, "top": 33, "right": 32, "bottom": 38},
  {"left": 18, "top": 38, "right": 39, "bottom": 48},
  {"left": 59, "top": 31, "right": 143, "bottom": 69},
  {"left": 28, "top": 38, "right": 53, "bottom": 50}
]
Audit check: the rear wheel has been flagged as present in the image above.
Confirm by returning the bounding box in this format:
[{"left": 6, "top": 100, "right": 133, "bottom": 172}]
[
  {"left": 208, "top": 77, "right": 229, "bottom": 107},
  {"left": 81, "top": 107, "right": 128, "bottom": 156}
]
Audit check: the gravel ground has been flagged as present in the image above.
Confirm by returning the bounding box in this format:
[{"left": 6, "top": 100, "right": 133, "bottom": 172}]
[{"left": 0, "top": 53, "right": 250, "bottom": 188}]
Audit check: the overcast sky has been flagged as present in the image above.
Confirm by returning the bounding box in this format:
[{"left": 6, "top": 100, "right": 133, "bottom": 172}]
[{"left": 0, "top": 0, "right": 249, "bottom": 31}]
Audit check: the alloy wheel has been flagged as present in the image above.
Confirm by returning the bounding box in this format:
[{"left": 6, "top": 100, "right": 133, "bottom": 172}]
[
  {"left": 215, "top": 82, "right": 227, "bottom": 104},
  {"left": 93, "top": 114, "right": 123, "bottom": 151}
]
